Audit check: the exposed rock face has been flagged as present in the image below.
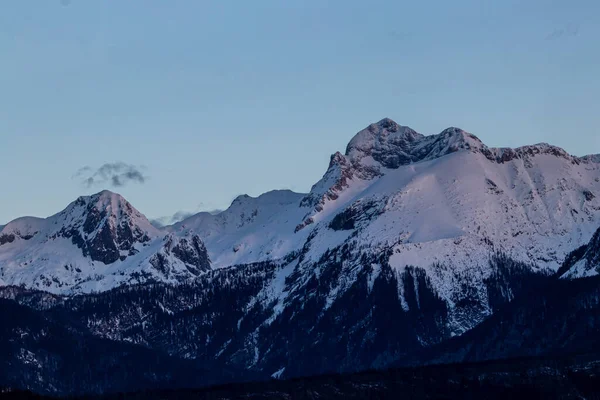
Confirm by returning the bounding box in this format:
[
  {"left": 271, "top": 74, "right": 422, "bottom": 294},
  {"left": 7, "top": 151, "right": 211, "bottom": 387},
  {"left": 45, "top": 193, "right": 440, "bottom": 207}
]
[
  {"left": 345, "top": 119, "right": 588, "bottom": 170},
  {"left": 558, "top": 226, "right": 600, "bottom": 278},
  {"left": 51, "top": 192, "right": 152, "bottom": 264},
  {"left": 0, "top": 233, "right": 16, "bottom": 246},
  {"left": 328, "top": 199, "right": 384, "bottom": 231},
  {"left": 172, "top": 234, "right": 211, "bottom": 273},
  {"left": 0, "top": 219, "right": 41, "bottom": 247},
  {"left": 297, "top": 150, "right": 381, "bottom": 231},
  {"left": 150, "top": 233, "right": 211, "bottom": 278},
  {"left": 584, "top": 190, "right": 596, "bottom": 202},
  {"left": 345, "top": 119, "right": 425, "bottom": 168},
  {"left": 345, "top": 120, "right": 485, "bottom": 169}
]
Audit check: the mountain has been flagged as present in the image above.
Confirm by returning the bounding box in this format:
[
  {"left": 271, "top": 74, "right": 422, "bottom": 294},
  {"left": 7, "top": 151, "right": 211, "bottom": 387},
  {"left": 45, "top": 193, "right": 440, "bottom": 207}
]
[
  {"left": 176, "top": 120, "right": 600, "bottom": 269},
  {"left": 1, "top": 118, "right": 600, "bottom": 394},
  {"left": 0, "top": 190, "right": 211, "bottom": 293},
  {"left": 169, "top": 118, "right": 600, "bottom": 335},
  {"left": 4, "top": 119, "right": 599, "bottom": 300}
]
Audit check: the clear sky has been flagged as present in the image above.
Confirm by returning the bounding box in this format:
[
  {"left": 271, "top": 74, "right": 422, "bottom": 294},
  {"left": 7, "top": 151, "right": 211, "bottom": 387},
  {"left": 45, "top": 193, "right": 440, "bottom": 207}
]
[{"left": 1, "top": 0, "right": 599, "bottom": 224}]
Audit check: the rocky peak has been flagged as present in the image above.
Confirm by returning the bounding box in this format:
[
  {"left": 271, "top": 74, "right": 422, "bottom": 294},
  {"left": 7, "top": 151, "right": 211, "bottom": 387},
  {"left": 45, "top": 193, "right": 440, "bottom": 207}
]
[
  {"left": 299, "top": 119, "right": 596, "bottom": 234},
  {"left": 298, "top": 121, "right": 485, "bottom": 228},
  {"left": 343, "top": 119, "right": 492, "bottom": 171},
  {"left": 344, "top": 119, "right": 585, "bottom": 171},
  {"left": 345, "top": 118, "right": 424, "bottom": 168},
  {"left": 149, "top": 232, "right": 211, "bottom": 278},
  {"left": 231, "top": 194, "right": 252, "bottom": 207},
  {"left": 411, "top": 126, "right": 487, "bottom": 162},
  {"left": 51, "top": 191, "right": 159, "bottom": 264},
  {"left": 61, "top": 190, "right": 156, "bottom": 230},
  {"left": 484, "top": 143, "right": 578, "bottom": 165},
  {"left": 328, "top": 151, "right": 348, "bottom": 169}
]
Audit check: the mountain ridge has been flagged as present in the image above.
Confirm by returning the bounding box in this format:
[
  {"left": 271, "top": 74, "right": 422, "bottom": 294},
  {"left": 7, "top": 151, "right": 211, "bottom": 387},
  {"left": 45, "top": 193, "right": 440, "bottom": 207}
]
[
  {"left": 1, "top": 118, "right": 600, "bottom": 393},
  {"left": 0, "top": 191, "right": 211, "bottom": 293},
  {"left": 1, "top": 119, "right": 600, "bottom": 324}
]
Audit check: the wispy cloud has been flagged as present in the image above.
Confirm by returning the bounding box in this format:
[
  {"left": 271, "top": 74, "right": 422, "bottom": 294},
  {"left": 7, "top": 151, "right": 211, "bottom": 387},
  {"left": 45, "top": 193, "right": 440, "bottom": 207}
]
[
  {"left": 150, "top": 212, "right": 194, "bottom": 228},
  {"left": 74, "top": 162, "right": 147, "bottom": 188},
  {"left": 150, "top": 206, "right": 223, "bottom": 228},
  {"left": 546, "top": 23, "right": 580, "bottom": 41},
  {"left": 150, "top": 210, "right": 220, "bottom": 228}
]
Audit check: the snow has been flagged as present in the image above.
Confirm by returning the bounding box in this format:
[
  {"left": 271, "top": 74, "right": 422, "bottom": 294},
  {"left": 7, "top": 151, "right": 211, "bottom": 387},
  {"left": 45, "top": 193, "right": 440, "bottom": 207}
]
[
  {"left": 243, "top": 259, "right": 297, "bottom": 327},
  {"left": 1, "top": 118, "right": 600, "bottom": 302},
  {"left": 271, "top": 367, "right": 285, "bottom": 379},
  {"left": 563, "top": 259, "right": 598, "bottom": 278},
  {"left": 0, "top": 191, "right": 206, "bottom": 294},
  {"left": 169, "top": 190, "right": 311, "bottom": 268}
]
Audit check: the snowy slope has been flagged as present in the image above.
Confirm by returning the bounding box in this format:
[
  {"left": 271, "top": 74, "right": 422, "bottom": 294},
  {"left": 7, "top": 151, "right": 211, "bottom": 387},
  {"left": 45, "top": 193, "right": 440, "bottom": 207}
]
[
  {"left": 558, "top": 226, "right": 600, "bottom": 278},
  {"left": 169, "top": 190, "right": 310, "bottom": 267},
  {"left": 0, "top": 191, "right": 211, "bottom": 293}
]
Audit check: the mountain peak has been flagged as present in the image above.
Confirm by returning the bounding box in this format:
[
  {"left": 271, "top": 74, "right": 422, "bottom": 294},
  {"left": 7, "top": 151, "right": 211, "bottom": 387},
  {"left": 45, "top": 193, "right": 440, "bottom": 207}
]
[
  {"left": 47, "top": 191, "right": 160, "bottom": 265},
  {"left": 67, "top": 190, "right": 148, "bottom": 227},
  {"left": 439, "top": 126, "right": 481, "bottom": 142},
  {"left": 342, "top": 119, "right": 586, "bottom": 171},
  {"left": 343, "top": 120, "right": 485, "bottom": 169},
  {"left": 96, "top": 189, "right": 119, "bottom": 196},
  {"left": 345, "top": 119, "right": 423, "bottom": 168},
  {"left": 94, "top": 189, "right": 122, "bottom": 200},
  {"left": 231, "top": 194, "right": 252, "bottom": 207},
  {"left": 374, "top": 117, "right": 402, "bottom": 131},
  {"left": 89, "top": 189, "right": 127, "bottom": 206}
]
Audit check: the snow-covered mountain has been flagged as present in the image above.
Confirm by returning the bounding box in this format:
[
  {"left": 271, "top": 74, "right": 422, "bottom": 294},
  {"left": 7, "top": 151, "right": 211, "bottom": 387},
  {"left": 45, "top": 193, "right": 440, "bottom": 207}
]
[
  {"left": 2, "top": 118, "right": 600, "bottom": 320},
  {"left": 2, "top": 118, "right": 600, "bottom": 388},
  {"left": 176, "top": 119, "right": 600, "bottom": 270},
  {"left": 0, "top": 190, "right": 210, "bottom": 293},
  {"left": 166, "top": 118, "right": 600, "bottom": 331}
]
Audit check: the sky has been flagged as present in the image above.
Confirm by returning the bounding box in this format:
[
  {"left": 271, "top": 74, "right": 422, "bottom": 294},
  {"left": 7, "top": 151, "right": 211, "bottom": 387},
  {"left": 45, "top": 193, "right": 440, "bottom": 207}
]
[{"left": 1, "top": 0, "right": 599, "bottom": 224}]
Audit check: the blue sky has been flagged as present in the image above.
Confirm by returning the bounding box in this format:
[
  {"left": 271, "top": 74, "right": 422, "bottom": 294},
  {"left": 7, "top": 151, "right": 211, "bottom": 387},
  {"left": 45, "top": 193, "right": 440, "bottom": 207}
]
[{"left": 1, "top": 0, "right": 599, "bottom": 224}]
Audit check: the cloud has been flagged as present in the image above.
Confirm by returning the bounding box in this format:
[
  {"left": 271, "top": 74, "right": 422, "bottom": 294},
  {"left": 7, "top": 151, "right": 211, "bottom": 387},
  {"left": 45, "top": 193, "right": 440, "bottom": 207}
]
[
  {"left": 150, "top": 212, "right": 194, "bottom": 228},
  {"left": 546, "top": 23, "right": 580, "bottom": 40},
  {"left": 205, "top": 208, "right": 224, "bottom": 215},
  {"left": 197, "top": 202, "right": 224, "bottom": 216},
  {"left": 150, "top": 208, "right": 223, "bottom": 228},
  {"left": 387, "top": 29, "right": 409, "bottom": 40},
  {"left": 74, "top": 162, "right": 147, "bottom": 188}
]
